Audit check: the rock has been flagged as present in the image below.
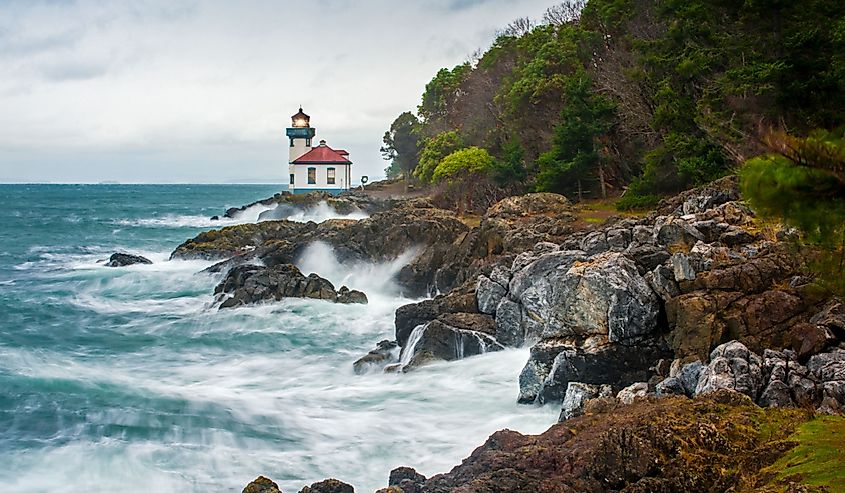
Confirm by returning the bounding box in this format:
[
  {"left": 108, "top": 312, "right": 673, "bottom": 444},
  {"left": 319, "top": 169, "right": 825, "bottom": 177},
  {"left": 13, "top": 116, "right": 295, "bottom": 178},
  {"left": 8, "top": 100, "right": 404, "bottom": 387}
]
[
  {"left": 819, "top": 380, "right": 845, "bottom": 414},
  {"left": 559, "top": 382, "right": 612, "bottom": 421},
  {"left": 400, "top": 319, "right": 503, "bottom": 370},
  {"left": 678, "top": 361, "right": 704, "bottom": 396},
  {"left": 337, "top": 286, "right": 368, "bottom": 304},
  {"left": 105, "top": 252, "right": 152, "bottom": 267},
  {"left": 475, "top": 275, "right": 506, "bottom": 315},
  {"left": 214, "top": 264, "right": 367, "bottom": 308},
  {"left": 493, "top": 298, "right": 524, "bottom": 347},
  {"left": 719, "top": 226, "right": 757, "bottom": 246},
  {"left": 655, "top": 217, "right": 704, "bottom": 248},
  {"left": 298, "top": 479, "right": 354, "bottom": 493},
  {"left": 394, "top": 291, "right": 477, "bottom": 347},
  {"left": 173, "top": 201, "right": 470, "bottom": 297},
  {"left": 420, "top": 385, "right": 818, "bottom": 493},
  {"left": 388, "top": 467, "right": 426, "bottom": 491},
  {"left": 694, "top": 341, "right": 763, "bottom": 400},
  {"left": 655, "top": 377, "right": 686, "bottom": 396},
  {"left": 810, "top": 299, "right": 845, "bottom": 337},
  {"left": 353, "top": 340, "right": 399, "bottom": 375},
  {"left": 521, "top": 339, "right": 672, "bottom": 404},
  {"left": 475, "top": 193, "right": 577, "bottom": 256},
  {"left": 617, "top": 382, "right": 649, "bottom": 404},
  {"left": 509, "top": 251, "right": 659, "bottom": 344},
  {"left": 517, "top": 339, "right": 569, "bottom": 404},
  {"left": 791, "top": 323, "right": 835, "bottom": 362},
  {"left": 671, "top": 252, "right": 695, "bottom": 282},
  {"left": 243, "top": 476, "right": 282, "bottom": 493},
  {"left": 807, "top": 349, "right": 845, "bottom": 382},
  {"left": 645, "top": 264, "right": 680, "bottom": 301}
]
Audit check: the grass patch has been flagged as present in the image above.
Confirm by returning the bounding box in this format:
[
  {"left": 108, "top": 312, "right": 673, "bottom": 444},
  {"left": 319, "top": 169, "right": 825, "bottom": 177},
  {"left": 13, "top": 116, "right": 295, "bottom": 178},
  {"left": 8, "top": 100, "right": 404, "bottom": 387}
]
[{"left": 763, "top": 414, "right": 845, "bottom": 491}]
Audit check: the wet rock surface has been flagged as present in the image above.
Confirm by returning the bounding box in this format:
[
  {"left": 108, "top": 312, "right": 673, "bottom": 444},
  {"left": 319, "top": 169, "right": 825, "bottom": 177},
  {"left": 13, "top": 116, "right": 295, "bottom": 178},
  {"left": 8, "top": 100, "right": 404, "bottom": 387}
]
[
  {"left": 213, "top": 263, "right": 367, "bottom": 308},
  {"left": 105, "top": 252, "right": 152, "bottom": 267}
]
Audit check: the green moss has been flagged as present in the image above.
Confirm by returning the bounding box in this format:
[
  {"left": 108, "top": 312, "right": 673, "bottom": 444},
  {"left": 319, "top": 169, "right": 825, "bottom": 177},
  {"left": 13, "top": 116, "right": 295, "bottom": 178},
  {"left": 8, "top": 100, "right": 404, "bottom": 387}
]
[{"left": 763, "top": 415, "right": 845, "bottom": 492}]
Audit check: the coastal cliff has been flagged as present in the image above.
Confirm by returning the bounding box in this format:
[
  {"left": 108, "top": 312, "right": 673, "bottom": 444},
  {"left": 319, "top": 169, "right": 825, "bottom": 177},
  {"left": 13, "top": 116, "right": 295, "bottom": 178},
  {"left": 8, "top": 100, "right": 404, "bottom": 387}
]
[{"left": 179, "top": 180, "right": 845, "bottom": 492}]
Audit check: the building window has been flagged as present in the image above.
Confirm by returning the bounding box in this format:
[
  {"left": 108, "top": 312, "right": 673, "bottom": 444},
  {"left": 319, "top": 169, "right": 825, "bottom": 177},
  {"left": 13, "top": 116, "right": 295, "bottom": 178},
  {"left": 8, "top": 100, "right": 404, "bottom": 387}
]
[
  {"left": 307, "top": 167, "right": 316, "bottom": 185},
  {"left": 290, "top": 173, "right": 294, "bottom": 185},
  {"left": 305, "top": 138, "right": 312, "bottom": 147},
  {"left": 289, "top": 138, "right": 294, "bottom": 147},
  {"left": 327, "top": 167, "right": 336, "bottom": 185}
]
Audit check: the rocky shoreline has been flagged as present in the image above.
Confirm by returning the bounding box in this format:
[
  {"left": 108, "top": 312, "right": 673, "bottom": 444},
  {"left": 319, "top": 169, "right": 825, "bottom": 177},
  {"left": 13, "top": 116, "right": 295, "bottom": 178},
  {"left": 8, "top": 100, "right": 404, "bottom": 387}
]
[{"left": 172, "top": 179, "right": 844, "bottom": 492}]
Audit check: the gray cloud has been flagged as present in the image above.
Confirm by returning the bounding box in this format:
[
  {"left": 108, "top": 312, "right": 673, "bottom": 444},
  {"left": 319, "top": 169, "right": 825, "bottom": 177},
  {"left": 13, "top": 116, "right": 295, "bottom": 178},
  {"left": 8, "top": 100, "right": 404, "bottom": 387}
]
[{"left": 0, "top": 0, "right": 555, "bottom": 183}]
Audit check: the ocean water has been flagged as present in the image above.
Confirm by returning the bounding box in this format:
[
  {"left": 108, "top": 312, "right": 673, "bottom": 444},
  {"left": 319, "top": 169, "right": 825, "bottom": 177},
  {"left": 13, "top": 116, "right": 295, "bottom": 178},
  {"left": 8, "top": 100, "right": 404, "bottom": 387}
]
[{"left": 0, "top": 184, "right": 557, "bottom": 492}]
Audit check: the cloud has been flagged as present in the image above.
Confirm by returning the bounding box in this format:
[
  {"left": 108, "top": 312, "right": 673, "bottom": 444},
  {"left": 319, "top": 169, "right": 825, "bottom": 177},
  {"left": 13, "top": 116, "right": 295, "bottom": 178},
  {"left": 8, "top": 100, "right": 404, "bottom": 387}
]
[{"left": 0, "top": 0, "right": 555, "bottom": 183}]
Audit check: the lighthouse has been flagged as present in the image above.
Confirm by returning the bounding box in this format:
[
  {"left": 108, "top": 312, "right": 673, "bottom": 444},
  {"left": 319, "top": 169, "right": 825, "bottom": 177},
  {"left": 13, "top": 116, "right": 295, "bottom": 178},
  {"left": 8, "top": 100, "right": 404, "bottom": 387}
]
[{"left": 286, "top": 108, "right": 352, "bottom": 195}]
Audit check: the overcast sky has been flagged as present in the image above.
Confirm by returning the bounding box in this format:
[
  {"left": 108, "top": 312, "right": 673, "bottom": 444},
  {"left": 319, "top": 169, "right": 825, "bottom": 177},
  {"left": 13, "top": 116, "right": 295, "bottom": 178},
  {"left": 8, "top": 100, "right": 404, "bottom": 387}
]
[{"left": 0, "top": 0, "right": 556, "bottom": 183}]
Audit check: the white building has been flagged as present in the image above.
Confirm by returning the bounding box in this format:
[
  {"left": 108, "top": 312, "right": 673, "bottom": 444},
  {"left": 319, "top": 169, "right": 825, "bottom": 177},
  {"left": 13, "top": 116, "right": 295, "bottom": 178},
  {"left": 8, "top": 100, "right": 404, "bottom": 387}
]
[{"left": 286, "top": 108, "right": 352, "bottom": 195}]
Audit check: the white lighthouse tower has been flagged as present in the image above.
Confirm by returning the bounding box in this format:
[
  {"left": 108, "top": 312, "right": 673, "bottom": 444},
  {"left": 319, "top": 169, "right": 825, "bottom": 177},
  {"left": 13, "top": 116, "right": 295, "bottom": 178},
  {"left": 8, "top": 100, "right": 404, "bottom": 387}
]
[{"left": 285, "top": 108, "right": 352, "bottom": 195}]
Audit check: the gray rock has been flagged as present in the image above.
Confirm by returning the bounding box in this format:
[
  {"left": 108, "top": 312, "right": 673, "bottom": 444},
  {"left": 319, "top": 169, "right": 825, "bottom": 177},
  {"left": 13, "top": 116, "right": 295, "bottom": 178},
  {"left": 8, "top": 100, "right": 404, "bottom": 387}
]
[
  {"left": 476, "top": 275, "right": 506, "bottom": 315},
  {"left": 694, "top": 341, "right": 763, "bottom": 400},
  {"left": 655, "top": 377, "right": 685, "bottom": 396},
  {"left": 510, "top": 252, "right": 659, "bottom": 344},
  {"left": 759, "top": 379, "right": 794, "bottom": 408},
  {"left": 671, "top": 252, "right": 696, "bottom": 282},
  {"left": 819, "top": 381, "right": 845, "bottom": 414},
  {"left": 559, "top": 382, "right": 605, "bottom": 421},
  {"left": 606, "top": 229, "right": 632, "bottom": 251},
  {"left": 353, "top": 340, "right": 399, "bottom": 375},
  {"left": 679, "top": 361, "right": 704, "bottom": 396},
  {"left": 807, "top": 349, "right": 845, "bottom": 382},
  {"left": 719, "top": 226, "right": 757, "bottom": 246},
  {"left": 106, "top": 252, "right": 152, "bottom": 267},
  {"left": 494, "top": 298, "right": 524, "bottom": 347},
  {"left": 788, "top": 372, "right": 820, "bottom": 407},
  {"left": 489, "top": 265, "right": 512, "bottom": 289},
  {"left": 631, "top": 225, "right": 654, "bottom": 246},
  {"left": 518, "top": 339, "right": 570, "bottom": 404},
  {"left": 655, "top": 218, "right": 704, "bottom": 248},
  {"left": 645, "top": 265, "right": 680, "bottom": 301},
  {"left": 617, "top": 382, "right": 649, "bottom": 405},
  {"left": 389, "top": 467, "right": 426, "bottom": 488},
  {"left": 400, "top": 320, "right": 504, "bottom": 370},
  {"left": 527, "top": 340, "right": 672, "bottom": 404},
  {"left": 580, "top": 231, "right": 608, "bottom": 255}
]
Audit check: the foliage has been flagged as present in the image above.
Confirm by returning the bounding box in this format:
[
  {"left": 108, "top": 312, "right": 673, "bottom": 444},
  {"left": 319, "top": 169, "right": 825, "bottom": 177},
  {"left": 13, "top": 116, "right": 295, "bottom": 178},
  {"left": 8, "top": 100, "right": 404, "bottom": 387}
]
[
  {"left": 740, "top": 128, "right": 845, "bottom": 290},
  {"left": 381, "top": 112, "right": 421, "bottom": 179},
  {"left": 491, "top": 138, "right": 527, "bottom": 185},
  {"left": 740, "top": 129, "right": 845, "bottom": 246},
  {"left": 415, "top": 131, "right": 465, "bottom": 183},
  {"left": 418, "top": 64, "right": 471, "bottom": 127},
  {"left": 380, "top": 0, "right": 845, "bottom": 205},
  {"left": 535, "top": 73, "right": 615, "bottom": 197},
  {"left": 432, "top": 147, "right": 495, "bottom": 183}
]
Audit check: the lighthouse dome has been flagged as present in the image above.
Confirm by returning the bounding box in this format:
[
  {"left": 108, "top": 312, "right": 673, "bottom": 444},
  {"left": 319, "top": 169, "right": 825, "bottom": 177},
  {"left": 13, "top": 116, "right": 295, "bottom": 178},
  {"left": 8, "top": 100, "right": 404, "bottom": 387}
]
[{"left": 291, "top": 107, "right": 310, "bottom": 128}]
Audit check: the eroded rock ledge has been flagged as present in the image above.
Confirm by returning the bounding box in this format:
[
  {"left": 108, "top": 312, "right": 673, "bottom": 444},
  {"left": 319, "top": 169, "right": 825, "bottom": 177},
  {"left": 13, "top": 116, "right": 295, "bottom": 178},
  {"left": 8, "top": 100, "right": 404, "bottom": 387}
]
[{"left": 214, "top": 264, "right": 367, "bottom": 308}]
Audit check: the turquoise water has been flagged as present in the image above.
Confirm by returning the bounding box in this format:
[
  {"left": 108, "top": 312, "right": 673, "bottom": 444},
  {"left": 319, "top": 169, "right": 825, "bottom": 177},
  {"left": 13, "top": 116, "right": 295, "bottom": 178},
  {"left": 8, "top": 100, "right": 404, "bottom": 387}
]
[{"left": 0, "top": 184, "right": 556, "bottom": 492}]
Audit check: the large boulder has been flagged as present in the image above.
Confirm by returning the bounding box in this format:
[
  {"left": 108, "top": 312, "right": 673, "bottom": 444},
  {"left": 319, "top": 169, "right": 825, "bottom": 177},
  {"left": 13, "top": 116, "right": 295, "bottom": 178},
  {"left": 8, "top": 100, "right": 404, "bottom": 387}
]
[
  {"left": 694, "top": 341, "right": 764, "bottom": 400},
  {"left": 519, "top": 338, "right": 672, "bottom": 404},
  {"left": 394, "top": 289, "right": 477, "bottom": 347},
  {"left": 508, "top": 251, "right": 660, "bottom": 344},
  {"left": 214, "top": 264, "right": 367, "bottom": 308},
  {"left": 398, "top": 319, "right": 503, "bottom": 370}
]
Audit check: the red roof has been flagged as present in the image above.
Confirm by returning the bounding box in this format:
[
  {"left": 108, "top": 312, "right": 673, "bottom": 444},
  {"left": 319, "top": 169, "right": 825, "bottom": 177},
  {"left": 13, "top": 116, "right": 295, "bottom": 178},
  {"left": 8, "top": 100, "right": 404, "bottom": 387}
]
[{"left": 293, "top": 144, "right": 352, "bottom": 164}]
